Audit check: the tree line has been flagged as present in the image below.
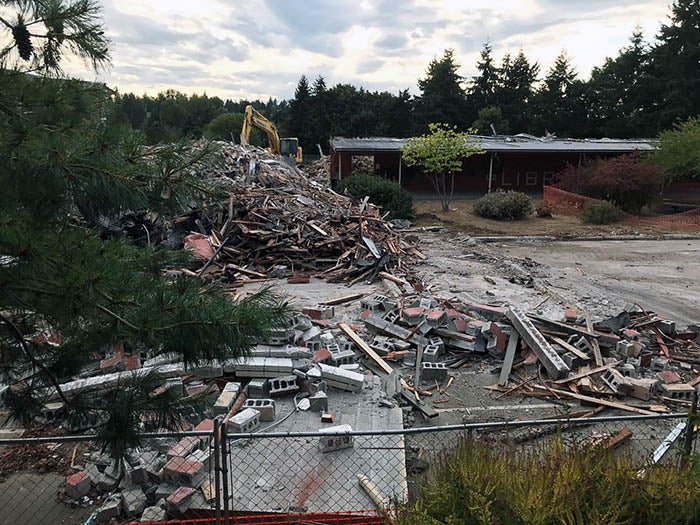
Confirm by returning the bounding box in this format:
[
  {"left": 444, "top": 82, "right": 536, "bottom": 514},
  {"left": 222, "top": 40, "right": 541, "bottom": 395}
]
[{"left": 113, "top": 1, "right": 700, "bottom": 154}]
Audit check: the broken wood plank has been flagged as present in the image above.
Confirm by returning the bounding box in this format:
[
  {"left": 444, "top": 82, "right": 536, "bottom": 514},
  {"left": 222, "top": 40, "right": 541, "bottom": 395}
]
[
  {"left": 547, "top": 335, "right": 591, "bottom": 361},
  {"left": 320, "top": 293, "right": 365, "bottom": 306},
  {"left": 551, "top": 363, "right": 619, "bottom": 385},
  {"left": 338, "top": 323, "right": 394, "bottom": 375},
  {"left": 584, "top": 310, "right": 604, "bottom": 366},
  {"left": 400, "top": 390, "right": 438, "bottom": 418},
  {"left": 537, "top": 386, "right": 657, "bottom": 415},
  {"left": 498, "top": 333, "right": 519, "bottom": 387}
]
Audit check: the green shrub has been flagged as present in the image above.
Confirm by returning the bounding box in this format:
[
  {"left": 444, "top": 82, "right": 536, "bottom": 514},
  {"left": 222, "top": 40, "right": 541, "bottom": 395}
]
[
  {"left": 396, "top": 435, "right": 700, "bottom": 525},
  {"left": 338, "top": 173, "right": 414, "bottom": 219},
  {"left": 582, "top": 201, "right": 623, "bottom": 224},
  {"left": 473, "top": 191, "right": 533, "bottom": 220}
]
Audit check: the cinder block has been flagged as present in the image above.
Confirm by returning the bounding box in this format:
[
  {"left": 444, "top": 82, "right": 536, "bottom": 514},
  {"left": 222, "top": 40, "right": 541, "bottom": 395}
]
[
  {"left": 248, "top": 378, "right": 269, "bottom": 398},
  {"left": 319, "top": 424, "right": 353, "bottom": 452},
  {"left": 122, "top": 487, "right": 147, "bottom": 517},
  {"left": 308, "top": 391, "right": 328, "bottom": 412},
  {"left": 561, "top": 352, "right": 582, "bottom": 369},
  {"left": 660, "top": 383, "right": 695, "bottom": 400},
  {"left": 227, "top": 408, "right": 261, "bottom": 433},
  {"left": 422, "top": 344, "right": 440, "bottom": 363},
  {"left": 421, "top": 362, "right": 448, "bottom": 381},
  {"left": 268, "top": 375, "right": 299, "bottom": 397},
  {"left": 622, "top": 377, "right": 659, "bottom": 401},
  {"left": 140, "top": 504, "right": 167, "bottom": 522},
  {"left": 65, "top": 471, "right": 91, "bottom": 499},
  {"left": 601, "top": 369, "right": 627, "bottom": 395},
  {"left": 243, "top": 398, "right": 276, "bottom": 421},
  {"left": 318, "top": 363, "right": 364, "bottom": 392}
]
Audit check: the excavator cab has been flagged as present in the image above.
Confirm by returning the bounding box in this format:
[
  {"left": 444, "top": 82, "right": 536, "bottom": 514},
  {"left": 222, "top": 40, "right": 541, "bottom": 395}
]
[{"left": 280, "top": 138, "right": 303, "bottom": 164}]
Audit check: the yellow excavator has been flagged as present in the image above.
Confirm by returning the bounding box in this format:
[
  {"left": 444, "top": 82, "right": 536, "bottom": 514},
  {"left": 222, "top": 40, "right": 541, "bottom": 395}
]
[{"left": 240, "top": 105, "right": 302, "bottom": 164}]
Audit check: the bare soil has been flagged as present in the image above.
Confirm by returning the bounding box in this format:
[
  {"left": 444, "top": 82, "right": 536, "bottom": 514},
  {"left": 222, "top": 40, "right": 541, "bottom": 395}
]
[{"left": 413, "top": 198, "right": 700, "bottom": 237}]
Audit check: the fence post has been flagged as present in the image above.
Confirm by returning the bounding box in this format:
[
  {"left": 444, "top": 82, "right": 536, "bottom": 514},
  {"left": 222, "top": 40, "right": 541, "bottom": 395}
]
[
  {"left": 682, "top": 390, "right": 698, "bottom": 464},
  {"left": 213, "top": 417, "right": 222, "bottom": 522},
  {"left": 221, "top": 421, "right": 230, "bottom": 525}
]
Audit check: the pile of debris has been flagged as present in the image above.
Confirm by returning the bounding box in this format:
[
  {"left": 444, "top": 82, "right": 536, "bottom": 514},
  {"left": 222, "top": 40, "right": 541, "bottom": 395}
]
[{"left": 178, "top": 144, "right": 422, "bottom": 286}]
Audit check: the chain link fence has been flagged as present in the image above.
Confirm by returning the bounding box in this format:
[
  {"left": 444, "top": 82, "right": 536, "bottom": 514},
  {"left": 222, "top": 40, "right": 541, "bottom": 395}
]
[{"left": 0, "top": 412, "right": 697, "bottom": 525}]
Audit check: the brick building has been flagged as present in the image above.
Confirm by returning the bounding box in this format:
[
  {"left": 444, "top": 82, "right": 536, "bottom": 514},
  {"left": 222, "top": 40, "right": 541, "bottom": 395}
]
[{"left": 328, "top": 134, "right": 656, "bottom": 194}]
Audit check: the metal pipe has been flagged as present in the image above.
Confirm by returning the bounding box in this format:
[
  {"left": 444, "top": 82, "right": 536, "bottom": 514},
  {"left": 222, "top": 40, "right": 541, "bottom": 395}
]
[
  {"left": 213, "top": 417, "right": 222, "bottom": 521},
  {"left": 221, "top": 421, "right": 231, "bottom": 525},
  {"left": 488, "top": 153, "right": 494, "bottom": 193}
]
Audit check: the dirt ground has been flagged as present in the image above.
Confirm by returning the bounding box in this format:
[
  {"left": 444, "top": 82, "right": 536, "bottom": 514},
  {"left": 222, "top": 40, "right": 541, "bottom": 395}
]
[{"left": 413, "top": 198, "right": 700, "bottom": 236}]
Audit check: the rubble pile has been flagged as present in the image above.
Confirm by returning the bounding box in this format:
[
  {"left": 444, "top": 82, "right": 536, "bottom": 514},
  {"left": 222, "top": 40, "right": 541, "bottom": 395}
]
[
  {"left": 299, "top": 155, "right": 330, "bottom": 184},
  {"left": 178, "top": 144, "right": 422, "bottom": 285}
]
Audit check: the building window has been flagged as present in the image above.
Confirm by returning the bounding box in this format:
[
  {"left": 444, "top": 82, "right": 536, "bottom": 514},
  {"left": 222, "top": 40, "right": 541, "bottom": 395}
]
[
  {"left": 543, "top": 171, "right": 555, "bottom": 185},
  {"left": 525, "top": 172, "right": 538, "bottom": 186}
]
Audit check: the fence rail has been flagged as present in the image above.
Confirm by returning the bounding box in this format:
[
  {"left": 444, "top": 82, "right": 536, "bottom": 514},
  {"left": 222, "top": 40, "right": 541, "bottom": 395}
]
[{"left": 0, "top": 412, "right": 697, "bottom": 525}]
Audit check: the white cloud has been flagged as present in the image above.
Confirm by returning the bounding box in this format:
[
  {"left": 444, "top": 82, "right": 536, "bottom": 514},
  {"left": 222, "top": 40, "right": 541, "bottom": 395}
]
[{"left": 53, "top": 0, "right": 674, "bottom": 100}]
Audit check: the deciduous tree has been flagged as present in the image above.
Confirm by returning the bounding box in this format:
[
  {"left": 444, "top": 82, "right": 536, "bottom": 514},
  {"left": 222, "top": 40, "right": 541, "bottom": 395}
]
[{"left": 401, "top": 123, "right": 482, "bottom": 211}]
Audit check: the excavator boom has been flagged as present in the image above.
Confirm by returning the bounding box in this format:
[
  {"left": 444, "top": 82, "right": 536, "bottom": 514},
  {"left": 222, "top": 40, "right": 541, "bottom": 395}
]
[{"left": 240, "top": 105, "right": 302, "bottom": 163}]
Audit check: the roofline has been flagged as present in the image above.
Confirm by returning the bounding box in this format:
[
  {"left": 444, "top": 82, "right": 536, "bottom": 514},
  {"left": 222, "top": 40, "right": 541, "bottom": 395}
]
[{"left": 330, "top": 136, "right": 657, "bottom": 154}]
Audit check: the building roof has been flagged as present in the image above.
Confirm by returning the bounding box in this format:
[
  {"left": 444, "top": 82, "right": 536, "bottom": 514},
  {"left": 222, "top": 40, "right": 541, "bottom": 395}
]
[{"left": 330, "top": 134, "right": 656, "bottom": 154}]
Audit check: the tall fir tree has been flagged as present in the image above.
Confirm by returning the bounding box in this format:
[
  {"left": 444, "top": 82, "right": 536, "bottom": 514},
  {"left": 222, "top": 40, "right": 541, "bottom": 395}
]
[
  {"left": 496, "top": 50, "right": 540, "bottom": 134},
  {"left": 469, "top": 42, "right": 499, "bottom": 111},
  {"left": 415, "top": 49, "right": 470, "bottom": 132},
  {"left": 288, "top": 75, "right": 312, "bottom": 151}
]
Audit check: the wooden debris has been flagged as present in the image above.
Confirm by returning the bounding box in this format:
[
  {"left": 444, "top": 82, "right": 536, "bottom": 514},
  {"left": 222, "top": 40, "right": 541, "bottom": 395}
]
[{"left": 338, "top": 323, "right": 394, "bottom": 375}]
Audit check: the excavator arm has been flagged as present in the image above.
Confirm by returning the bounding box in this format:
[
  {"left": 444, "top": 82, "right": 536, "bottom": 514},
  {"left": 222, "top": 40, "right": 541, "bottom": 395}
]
[{"left": 240, "top": 105, "right": 281, "bottom": 155}]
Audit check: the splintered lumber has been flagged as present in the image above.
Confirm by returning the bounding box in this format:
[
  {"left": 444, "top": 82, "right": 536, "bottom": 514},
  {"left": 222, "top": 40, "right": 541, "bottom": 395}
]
[
  {"left": 528, "top": 314, "right": 600, "bottom": 339},
  {"left": 400, "top": 390, "right": 439, "bottom": 418},
  {"left": 538, "top": 386, "right": 657, "bottom": 416},
  {"left": 320, "top": 293, "right": 365, "bottom": 306},
  {"left": 584, "top": 310, "right": 604, "bottom": 366},
  {"left": 507, "top": 308, "right": 570, "bottom": 380},
  {"left": 552, "top": 363, "right": 619, "bottom": 385},
  {"left": 498, "top": 333, "right": 519, "bottom": 386},
  {"left": 338, "top": 323, "right": 393, "bottom": 375},
  {"left": 547, "top": 335, "right": 590, "bottom": 361},
  {"left": 357, "top": 474, "right": 390, "bottom": 515}
]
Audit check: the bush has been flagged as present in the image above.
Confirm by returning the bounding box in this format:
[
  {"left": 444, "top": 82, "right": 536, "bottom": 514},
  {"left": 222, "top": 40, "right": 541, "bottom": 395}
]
[
  {"left": 473, "top": 191, "right": 533, "bottom": 220},
  {"left": 582, "top": 201, "right": 623, "bottom": 224},
  {"left": 556, "top": 153, "right": 662, "bottom": 213},
  {"left": 536, "top": 200, "right": 555, "bottom": 218},
  {"left": 338, "top": 173, "right": 414, "bottom": 219}
]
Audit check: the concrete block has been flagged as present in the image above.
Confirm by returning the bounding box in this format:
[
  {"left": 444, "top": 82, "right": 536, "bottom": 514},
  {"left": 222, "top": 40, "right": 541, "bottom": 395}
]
[
  {"left": 248, "top": 378, "right": 269, "bottom": 398},
  {"left": 95, "top": 494, "right": 121, "bottom": 523},
  {"left": 95, "top": 471, "right": 119, "bottom": 492},
  {"left": 421, "top": 362, "right": 448, "bottom": 381},
  {"left": 243, "top": 398, "right": 276, "bottom": 421},
  {"left": 658, "top": 319, "right": 676, "bottom": 335},
  {"left": 122, "top": 487, "right": 147, "bottom": 517},
  {"left": 319, "top": 424, "right": 353, "bottom": 452},
  {"left": 187, "top": 448, "right": 211, "bottom": 470},
  {"left": 401, "top": 307, "right": 425, "bottom": 326},
  {"left": 65, "top": 471, "right": 91, "bottom": 499},
  {"left": 308, "top": 391, "right": 328, "bottom": 412},
  {"left": 422, "top": 344, "right": 440, "bottom": 363},
  {"left": 622, "top": 377, "right": 659, "bottom": 401},
  {"left": 427, "top": 336, "right": 445, "bottom": 354},
  {"left": 228, "top": 408, "right": 261, "bottom": 433},
  {"left": 561, "top": 352, "right": 582, "bottom": 370},
  {"left": 318, "top": 363, "right": 364, "bottom": 392},
  {"left": 155, "top": 483, "right": 178, "bottom": 501},
  {"left": 268, "top": 375, "right": 299, "bottom": 397},
  {"left": 140, "top": 504, "right": 167, "bottom": 522},
  {"left": 660, "top": 383, "right": 695, "bottom": 400},
  {"left": 601, "top": 369, "right": 627, "bottom": 395},
  {"left": 425, "top": 309, "right": 447, "bottom": 327}
]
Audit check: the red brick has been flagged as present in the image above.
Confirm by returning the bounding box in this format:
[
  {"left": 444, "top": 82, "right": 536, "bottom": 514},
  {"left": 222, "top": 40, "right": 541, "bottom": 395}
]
[
  {"left": 194, "top": 419, "right": 214, "bottom": 432},
  {"left": 564, "top": 308, "right": 579, "bottom": 322},
  {"left": 302, "top": 307, "right": 323, "bottom": 320},
  {"left": 167, "top": 436, "right": 199, "bottom": 458},
  {"left": 163, "top": 458, "right": 204, "bottom": 478},
  {"left": 656, "top": 370, "right": 681, "bottom": 384},
  {"left": 66, "top": 470, "right": 89, "bottom": 486},
  {"left": 167, "top": 486, "right": 195, "bottom": 506},
  {"left": 313, "top": 348, "right": 332, "bottom": 363}
]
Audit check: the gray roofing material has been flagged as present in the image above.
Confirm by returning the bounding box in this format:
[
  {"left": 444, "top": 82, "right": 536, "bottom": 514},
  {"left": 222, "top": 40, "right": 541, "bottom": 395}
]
[{"left": 330, "top": 134, "right": 656, "bottom": 154}]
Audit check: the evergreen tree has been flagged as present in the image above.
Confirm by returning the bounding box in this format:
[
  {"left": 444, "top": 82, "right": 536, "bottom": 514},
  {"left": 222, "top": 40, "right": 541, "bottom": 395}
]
[
  {"left": 532, "top": 51, "right": 588, "bottom": 137},
  {"left": 0, "top": 0, "right": 289, "bottom": 470},
  {"left": 310, "top": 75, "right": 330, "bottom": 153},
  {"left": 587, "top": 29, "right": 655, "bottom": 137},
  {"left": 496, "top": 50, "right": 540, "bottom": 134},
  {"left": 469, "top": 42, "right": 499, "bottom": 110},
  {"left": 415, "top": 49, "right": 470, "bottom": 132},
  {"left": 288, "top": 75, "right": 312, "bottom": 151},
  {"left": 648, "top": 0, "right": 700, "bottom": 129}
]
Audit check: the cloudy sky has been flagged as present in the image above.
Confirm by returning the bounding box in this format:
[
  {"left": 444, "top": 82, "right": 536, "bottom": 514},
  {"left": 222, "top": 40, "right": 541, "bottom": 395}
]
[{"left": 79, "top": 0, "right": 672, "bottom": 101}]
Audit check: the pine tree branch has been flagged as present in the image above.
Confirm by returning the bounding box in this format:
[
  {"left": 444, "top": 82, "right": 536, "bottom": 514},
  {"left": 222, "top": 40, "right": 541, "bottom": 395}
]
[
  {"left": 0, "top": 16, "right": 13, "bottom": 29},
  {"left": 95, "top": 304, "right": 140, "bottom": 331},
  {"left": 0, "top": 312, "right": 70, "bottom": 406}
]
